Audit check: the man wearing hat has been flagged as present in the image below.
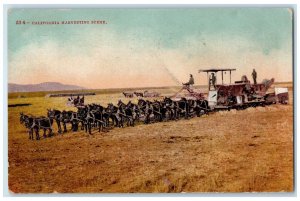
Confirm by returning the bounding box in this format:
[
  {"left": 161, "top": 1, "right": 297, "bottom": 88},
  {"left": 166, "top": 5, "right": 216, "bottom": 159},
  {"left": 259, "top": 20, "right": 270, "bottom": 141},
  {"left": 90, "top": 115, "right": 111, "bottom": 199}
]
[
  {"left": 183, "top": 74, "right": 195, "bottom": 90},
  {"left": 252, "top": 69, "right": 257, "bottom": 84}
]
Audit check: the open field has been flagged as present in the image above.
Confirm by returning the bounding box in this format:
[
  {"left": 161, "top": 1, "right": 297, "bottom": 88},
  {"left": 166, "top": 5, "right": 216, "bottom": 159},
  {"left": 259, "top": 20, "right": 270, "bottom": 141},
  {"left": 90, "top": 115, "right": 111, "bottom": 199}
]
[{"left": 8, "top": 83, "right": 294, "bottom": 193}]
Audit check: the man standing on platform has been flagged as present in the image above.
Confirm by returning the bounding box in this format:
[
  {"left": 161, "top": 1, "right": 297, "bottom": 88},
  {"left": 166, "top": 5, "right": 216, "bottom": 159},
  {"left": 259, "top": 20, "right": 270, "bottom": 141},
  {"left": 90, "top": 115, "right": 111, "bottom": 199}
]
[{"left": 252, "top": 69, "right": 257, "bottom": 84}]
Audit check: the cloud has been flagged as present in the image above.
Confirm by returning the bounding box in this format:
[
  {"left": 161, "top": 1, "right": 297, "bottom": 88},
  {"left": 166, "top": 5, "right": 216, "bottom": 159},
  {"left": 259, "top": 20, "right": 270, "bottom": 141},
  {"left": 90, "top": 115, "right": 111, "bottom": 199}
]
[{"left": 9, "top": 28, "right": 293, "bottom": 89}]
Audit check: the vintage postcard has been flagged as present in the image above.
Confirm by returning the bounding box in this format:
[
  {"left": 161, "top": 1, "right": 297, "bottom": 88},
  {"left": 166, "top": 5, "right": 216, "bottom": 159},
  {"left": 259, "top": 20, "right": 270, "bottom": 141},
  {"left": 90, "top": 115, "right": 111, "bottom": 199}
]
[{"left": 6, "top": 7, "right": 294, "bottom": 193}]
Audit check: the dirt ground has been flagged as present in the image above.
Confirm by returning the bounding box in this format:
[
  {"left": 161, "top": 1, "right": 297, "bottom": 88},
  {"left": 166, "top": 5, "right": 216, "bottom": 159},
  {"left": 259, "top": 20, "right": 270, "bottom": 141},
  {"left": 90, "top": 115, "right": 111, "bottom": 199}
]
[{"left": 7, "top": 83, "right": 294, "bottom": 193}]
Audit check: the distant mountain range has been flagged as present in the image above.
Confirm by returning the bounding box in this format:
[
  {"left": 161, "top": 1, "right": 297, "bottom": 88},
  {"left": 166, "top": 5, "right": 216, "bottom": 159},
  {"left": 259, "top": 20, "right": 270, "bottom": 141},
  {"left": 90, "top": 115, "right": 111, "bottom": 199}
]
[{"left": 8, "top": 82, "right": 86, "bottom": 92}]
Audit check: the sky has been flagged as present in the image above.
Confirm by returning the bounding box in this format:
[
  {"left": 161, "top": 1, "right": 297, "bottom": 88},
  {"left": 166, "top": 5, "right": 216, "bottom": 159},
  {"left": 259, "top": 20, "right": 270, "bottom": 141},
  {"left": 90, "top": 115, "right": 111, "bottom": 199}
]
[{"left": 8, "top": 8, "right": 293, "bottom": 89}]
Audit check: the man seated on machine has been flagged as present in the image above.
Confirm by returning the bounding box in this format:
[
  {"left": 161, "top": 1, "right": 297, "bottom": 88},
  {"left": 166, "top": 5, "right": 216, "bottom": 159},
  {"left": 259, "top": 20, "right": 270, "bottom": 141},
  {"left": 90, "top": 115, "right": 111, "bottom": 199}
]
[{"left": 182, "top": 74, "right": 195, "bottom": 91}]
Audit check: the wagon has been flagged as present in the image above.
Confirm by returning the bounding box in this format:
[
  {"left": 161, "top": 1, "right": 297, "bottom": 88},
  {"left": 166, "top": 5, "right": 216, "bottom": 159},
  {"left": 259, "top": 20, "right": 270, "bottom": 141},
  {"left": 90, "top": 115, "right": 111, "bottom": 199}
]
[{"left": 143, "top": 90, "right": 160, "bottom": 97}]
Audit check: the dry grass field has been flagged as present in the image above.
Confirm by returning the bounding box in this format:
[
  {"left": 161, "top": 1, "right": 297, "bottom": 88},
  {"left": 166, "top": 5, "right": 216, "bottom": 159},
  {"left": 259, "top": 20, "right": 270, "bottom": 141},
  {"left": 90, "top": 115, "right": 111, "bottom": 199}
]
[{"left": 7, "top": 83, "right": 294, "bottom": 193}]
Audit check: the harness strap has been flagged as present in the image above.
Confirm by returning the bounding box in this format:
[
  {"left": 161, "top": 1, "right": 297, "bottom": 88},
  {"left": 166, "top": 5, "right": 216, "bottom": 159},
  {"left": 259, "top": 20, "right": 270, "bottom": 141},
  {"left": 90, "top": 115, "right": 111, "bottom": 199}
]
[
  {"left": 31, "top": 118, "right": 52, "bottom": 130},
  {"left": 95, "top": 119, "right": 105, "bottom": 124},
  {"left": 153, "top": 110, "right": 162, "bottom": 115},
  {"left": 118, "top": 112, "right": 133, "bottom": 119},
  {"left": 72, "top": 117, "right": 83, "bottom": 122}
]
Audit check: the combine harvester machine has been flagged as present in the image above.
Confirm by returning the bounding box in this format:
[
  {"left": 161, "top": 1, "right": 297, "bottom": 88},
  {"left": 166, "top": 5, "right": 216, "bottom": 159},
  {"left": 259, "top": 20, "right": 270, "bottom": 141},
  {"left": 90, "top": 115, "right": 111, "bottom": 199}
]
[{"left": 198, "top": 68, "right": 289, "bottom": 110}]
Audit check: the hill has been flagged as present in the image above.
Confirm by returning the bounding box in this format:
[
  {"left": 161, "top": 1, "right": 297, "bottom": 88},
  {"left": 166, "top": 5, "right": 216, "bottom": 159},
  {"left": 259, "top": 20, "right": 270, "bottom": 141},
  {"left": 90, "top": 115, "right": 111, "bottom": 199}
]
[{"left": 8, "top": 82, "right": 86, "bottom": 93}]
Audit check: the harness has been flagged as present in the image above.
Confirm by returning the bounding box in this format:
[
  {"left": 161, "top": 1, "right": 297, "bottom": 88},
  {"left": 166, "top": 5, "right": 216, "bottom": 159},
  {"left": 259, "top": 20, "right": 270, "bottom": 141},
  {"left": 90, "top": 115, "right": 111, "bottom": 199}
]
[
  {"left": 90, "top": 110, "right": 107, "bottom": 124},
  {"left": 31, "top": 117, "right": 53, "bottom": 130},
  {"left": 71, "top": 112, "right": 83, "bottom": 122}
]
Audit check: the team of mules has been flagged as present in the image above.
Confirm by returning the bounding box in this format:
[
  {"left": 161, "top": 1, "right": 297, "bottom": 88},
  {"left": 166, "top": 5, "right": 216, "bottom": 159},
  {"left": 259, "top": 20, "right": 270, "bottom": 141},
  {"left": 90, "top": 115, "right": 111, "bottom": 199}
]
[
  {"left": 67, "top": 95, "right": 85, "bottom": 106},
  {"left": 20, "top": 97, "right": 209, "bottom": 140},
  {"left": 123, "top": 90, "right": 160, "bottom": 98}
]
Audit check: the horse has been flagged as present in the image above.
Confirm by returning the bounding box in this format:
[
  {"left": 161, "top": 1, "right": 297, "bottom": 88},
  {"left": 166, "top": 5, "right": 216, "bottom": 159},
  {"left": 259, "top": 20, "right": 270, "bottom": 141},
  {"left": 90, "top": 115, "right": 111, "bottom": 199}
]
[
  {"left": 79, "top": 96, "right": 85, "bottom": 106},
  {"left": 73, "top": 97, "right": 79, "bottom": 106},
  {"left": 196, "top": 99, "right": 209, "bottom": 116},
  {"left": 20, "top": 112, "right": 29, "bottom": 126},
  {"left": 144, "top": 91, "right": 160, "bottom": 97},
  {"left": 163, "top": 97, "right": 179, "bottom": 120},
  {"left": 76, "top": 106, "right": 89, "bottom": 130},
  {"left": 89, "top": 104, "right": 109, "bottom": 132},
  {"left": 134, "top": 92, "right": 144, "bottom": 97},
  {"left": 107, "top": 103, "right": 123, "bottom": 127},
  {"left": 20, "top": 112, "right": 53, "bottom": 140},
  {"left": 47, "top": 109, "right": 63, "bottom": 133},
  {"left": 81, "top": 105, "right": 95, "bottom": 134},
  {"left": 138, "top": 99, "right": 154, "bottom": 124},
  {"left": 123, "top": 92, "right": 133, "bottom": 98},
  {"left": 61, "top": 110, "right": 75, "bottom": 132},
  {"left": 117, "top": 100, "right": 135, "bottom": 127},
  {"left": 175, "top": 98, "right": 189, "bottom": 119},
  {"left": 20, "top": 113, "right": 38, "bottom": 140},
  {"left": 152, "top": 100, "right": 164, "bottom": 122},
  {"left": 126, "top": 101, "right": 140, "bottom": 123},
  {"left": 32, "top": 116, "right": 54, "bottom": 139}
]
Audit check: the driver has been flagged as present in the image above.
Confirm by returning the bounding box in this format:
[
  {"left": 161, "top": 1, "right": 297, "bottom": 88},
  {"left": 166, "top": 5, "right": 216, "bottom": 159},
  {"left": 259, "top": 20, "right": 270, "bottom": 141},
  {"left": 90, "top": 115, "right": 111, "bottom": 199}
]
[{"left": 182, "top": 74, "right": 195, "bottom": 90}]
